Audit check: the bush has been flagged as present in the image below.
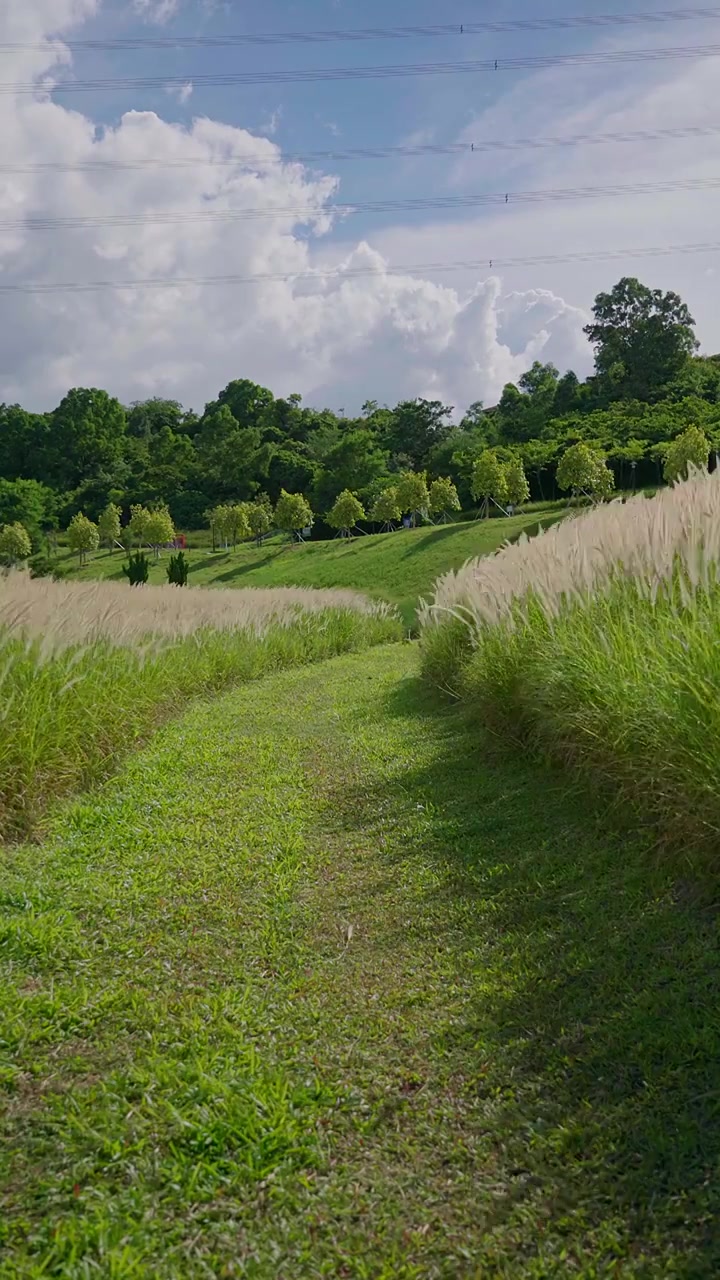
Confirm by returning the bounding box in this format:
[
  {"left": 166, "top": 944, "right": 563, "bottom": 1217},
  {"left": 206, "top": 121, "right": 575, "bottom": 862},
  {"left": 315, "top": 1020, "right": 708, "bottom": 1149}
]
[
  {"left": 166, "top": 551, "right": 189, "bottom": 586},
  {"left": 123, "top": 551, "right": 150, "bottom": 586}
]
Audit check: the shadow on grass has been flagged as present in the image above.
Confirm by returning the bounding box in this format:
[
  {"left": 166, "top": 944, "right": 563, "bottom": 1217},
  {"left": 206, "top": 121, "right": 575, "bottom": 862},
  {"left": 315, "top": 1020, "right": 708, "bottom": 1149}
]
[
  {"left": 329, "top": 674, "right": 720, "bottom": 1274},
  {"left": 206, "top": 551, "right": 283, "bottom": 585},
  {"left": 399, "top": 524, "right": 469, "bottom": 556}
]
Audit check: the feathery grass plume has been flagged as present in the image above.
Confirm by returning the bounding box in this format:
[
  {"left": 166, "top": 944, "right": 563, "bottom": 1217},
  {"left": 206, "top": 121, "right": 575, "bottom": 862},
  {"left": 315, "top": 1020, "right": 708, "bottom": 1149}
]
[
  {"left": 419, "top": 466, "right": 720, "bottom": 857},
  {"left": 0, "top": 574, "right": 400, "bottom": 840}
]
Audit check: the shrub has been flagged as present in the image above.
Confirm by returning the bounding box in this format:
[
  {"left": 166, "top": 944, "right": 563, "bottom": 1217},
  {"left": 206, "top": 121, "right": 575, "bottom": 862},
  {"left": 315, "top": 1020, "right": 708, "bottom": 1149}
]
[
  {"left": 166, "top": 551, "right": 189, "bottom": 586},
  {"left": 123, "top": 551, "right": 150, "bottom": 586}
]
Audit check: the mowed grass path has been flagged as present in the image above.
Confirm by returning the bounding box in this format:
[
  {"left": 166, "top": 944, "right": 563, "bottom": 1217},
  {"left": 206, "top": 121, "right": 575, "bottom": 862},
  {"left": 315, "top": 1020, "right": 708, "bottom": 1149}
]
[
  {"left": 2, "top": 645, "right": 719, "bottom": 1277},
  {"left": 59, "top": 510, "right": 563, "bottom": 628}
]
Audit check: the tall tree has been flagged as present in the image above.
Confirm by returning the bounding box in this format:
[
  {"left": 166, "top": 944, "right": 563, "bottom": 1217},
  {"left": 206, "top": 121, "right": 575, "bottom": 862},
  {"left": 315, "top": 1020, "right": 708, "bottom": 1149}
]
[
  {"left": 381, "top": 399, "right": 453, "bottom": 469},
  {"left": 584, "top": 277, "right": 698, "bottom": 401},
  {"left": 47, "top": 388, "right": 127, "bottom": 492}
]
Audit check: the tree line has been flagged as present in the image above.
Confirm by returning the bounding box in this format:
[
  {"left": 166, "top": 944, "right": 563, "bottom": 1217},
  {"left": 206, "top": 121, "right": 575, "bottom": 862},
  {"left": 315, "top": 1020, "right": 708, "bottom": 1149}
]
[{"left": 1, "top": 275, "right": 719, "bottom": 558}]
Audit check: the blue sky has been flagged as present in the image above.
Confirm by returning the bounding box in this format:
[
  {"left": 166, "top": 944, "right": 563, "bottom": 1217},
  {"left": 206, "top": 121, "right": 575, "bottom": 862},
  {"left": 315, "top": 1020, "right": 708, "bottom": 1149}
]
[
  {"left": 2, "top": 0, "right": 719, "bottom": 414},
  {"left": 65, "top": 0, "right": 676, "bottom": 239}
]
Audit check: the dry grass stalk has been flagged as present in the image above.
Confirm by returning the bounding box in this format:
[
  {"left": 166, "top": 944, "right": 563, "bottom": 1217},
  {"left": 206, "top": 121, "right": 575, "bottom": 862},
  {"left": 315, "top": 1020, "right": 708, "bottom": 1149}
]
[
  {"left": 420, "top": 467, "right": 720, "bottom": 630},
  {"left": 0, "top": 572, "right": 391, "bottom": 651}
]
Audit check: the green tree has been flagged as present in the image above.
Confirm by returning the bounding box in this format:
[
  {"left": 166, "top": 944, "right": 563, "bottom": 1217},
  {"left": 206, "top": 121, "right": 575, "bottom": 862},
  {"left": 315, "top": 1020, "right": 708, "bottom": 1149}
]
[
  {"left": 471, "top": 451, "right": 509, "bottom": 517},
  {"left": 663, "top": 425, "right": 710, "bottom": 483},
  {"left": 557, "top": 443, "right": 615, "bottom": 503},
  {"left": 66, "top": 512, "right": 99, "bottom": 565},
  {"left": 247, "top": 501, "right": 272, "bottom": 545},
  {"left": 98, "top": 502, "right": 122, "bottom": 552},
  {"left": 428, "top": 477, "right": 461, "bottom": 522},
  {"left": 274, "top": 490, "right": 313, "bottom": 542},
  {"left": 0, "top": 478, "right": 55, "bottom": 550},
  {"left": 504, "top": 456, "right": 530, "bottom": 508},
  {"left": 370, "top": 487, "right": 402, "bottom": 530},
  {"left": 395, "top": 471, "right": 430, "bottom": 527},
  {"left": 327, "top": 490, "right": 365, "bottom": 537},
  {"left": 312, "top": 429, "right": 389, "bottom": 510},
  {"left": 380, "top": 400, "right": 453, "bottom": 469},
  {"left": 211, "top": 503, "right": 250, "bottom": 549},
  {"left": 584, "top": 277, "right": 698, "bottom": 401},
  {"left": 519, "top": 440, "right": 557, "bottom": 501},
  {"left": 0, "top": 521, "right": 32, "bottom": 564},
  {"left": 129, "top": 504, "right": 151, "bottom": 545},
  {"left": 47, "top": 388, "right": 127, "bottom": 492},
  {"left": 144, "top": 506, "right": 175, "bottom": 558}
]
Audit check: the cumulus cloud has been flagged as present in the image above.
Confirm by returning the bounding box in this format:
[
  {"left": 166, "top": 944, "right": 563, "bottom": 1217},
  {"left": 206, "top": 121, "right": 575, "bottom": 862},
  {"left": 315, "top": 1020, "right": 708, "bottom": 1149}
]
[{"left": 0, "top": 3, "right": 718, "bottom": 417}]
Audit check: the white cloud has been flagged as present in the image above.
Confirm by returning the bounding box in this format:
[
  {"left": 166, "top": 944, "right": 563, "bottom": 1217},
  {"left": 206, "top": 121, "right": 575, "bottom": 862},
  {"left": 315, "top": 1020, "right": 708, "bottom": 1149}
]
[
  {"left": 132, "top": 0, "right": 180, "bottom": 23},
  {"left": 0, "top": 4, "right": 719, "bottom": 418},
  {"left": 166, "top": 81, "right": 193, "bottom": 104}
]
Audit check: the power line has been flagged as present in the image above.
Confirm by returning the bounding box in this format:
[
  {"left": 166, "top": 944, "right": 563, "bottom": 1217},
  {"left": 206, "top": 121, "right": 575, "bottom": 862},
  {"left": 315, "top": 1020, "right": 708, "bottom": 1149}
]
[
  {"left": 0, "top": 240, "right": 718, "bottom": 295},
  {"left": 6, "top": 42, "right": 720, "bottom": 94},
  {"left": 3, "top": 123, "right": 720, "bottom": 174},
  {"left": 9, "top": 7, "right": 720, "bottom": 51},
  {"left": 5, "top": 176, "right": 720, "bottom": 231}
]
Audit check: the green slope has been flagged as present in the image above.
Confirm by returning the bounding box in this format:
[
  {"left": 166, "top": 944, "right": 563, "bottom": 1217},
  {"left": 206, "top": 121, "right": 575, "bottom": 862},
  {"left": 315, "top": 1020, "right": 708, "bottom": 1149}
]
[
  {"left": 2, "top": 645, "right": 718, "bottom": 1276},
  {"left": 57, "top": 509, "right": 564, "bottom": 628}
]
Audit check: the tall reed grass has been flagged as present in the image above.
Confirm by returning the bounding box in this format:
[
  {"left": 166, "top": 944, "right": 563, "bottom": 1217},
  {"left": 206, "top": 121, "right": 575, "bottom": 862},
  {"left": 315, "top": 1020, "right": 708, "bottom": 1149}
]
[
  {"left": 419, "top": 468, "right": 720, "bottom": 857},
  {"left": 0, "top": 574, "right": 400, "bottom": 840}
]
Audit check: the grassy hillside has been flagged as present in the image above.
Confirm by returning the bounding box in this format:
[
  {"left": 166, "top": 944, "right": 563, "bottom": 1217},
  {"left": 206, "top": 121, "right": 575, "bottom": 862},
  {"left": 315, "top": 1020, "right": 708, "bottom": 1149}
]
[
  {"left": 2, "top": 645, "right": 718, "bottom": 1276},
  {"left": 57, "top": 508, "right": 565, "bottom": 629}
]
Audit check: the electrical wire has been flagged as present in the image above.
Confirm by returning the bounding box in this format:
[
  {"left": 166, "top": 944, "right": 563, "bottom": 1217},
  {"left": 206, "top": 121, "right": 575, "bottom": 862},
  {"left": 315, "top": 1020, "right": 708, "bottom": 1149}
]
[
  {"left": 4, "top": 176, "right": 720, "bottom": 232},
  {"left": 1, "top": 240, "right": 718, "bottom": 295},
  {"left": 2, "top": 123, "right": 719, "bottom": 173},
  {"left": 7, "top": 6, "right": 720, "bottom": 51},
  {"left": 5, "top": 42, "right": 720, "bottom": 94}
]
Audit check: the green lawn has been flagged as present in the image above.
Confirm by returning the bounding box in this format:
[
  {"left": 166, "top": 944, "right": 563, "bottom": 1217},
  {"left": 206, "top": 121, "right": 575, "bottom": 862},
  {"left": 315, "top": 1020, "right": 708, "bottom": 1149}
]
[
  {"left": 2, "top": 644, "right": 718, "bottom": 1277},
  {"left": 57, "top": 508, "right": 565, "bottom": 629}
]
